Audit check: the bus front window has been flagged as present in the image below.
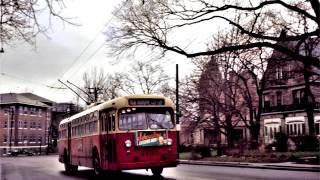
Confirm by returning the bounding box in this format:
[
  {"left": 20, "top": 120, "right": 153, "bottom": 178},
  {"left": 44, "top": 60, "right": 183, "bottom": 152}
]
[
  {"left": 119, "top": 108, "right": 174, "bottom": 130},
  {"left": 119, "top": 113, "right": 147, "bottom": 130},
  {"left": 147, "top": 111, "right": 173, "bottom": 129}
]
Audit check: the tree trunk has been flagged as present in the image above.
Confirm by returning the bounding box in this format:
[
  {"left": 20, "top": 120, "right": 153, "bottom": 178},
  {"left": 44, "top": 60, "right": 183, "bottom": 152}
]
[
  {"left": 249, "top": 123, "right": 260, "bottom": 149},
  {"left": 303, "top": 63, "right": 315, "bottom": 135},
  {"left": 225, "top": 114, "right": 235, "bottom": 148}
]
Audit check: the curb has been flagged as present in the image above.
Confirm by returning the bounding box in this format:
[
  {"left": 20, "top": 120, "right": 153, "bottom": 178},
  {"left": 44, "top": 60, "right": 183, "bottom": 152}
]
[{"left": 178, "top": 160, "right": 320, "bottom": 172}]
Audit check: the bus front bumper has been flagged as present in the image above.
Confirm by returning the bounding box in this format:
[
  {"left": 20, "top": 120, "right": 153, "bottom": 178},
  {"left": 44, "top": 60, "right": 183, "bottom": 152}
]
[{"left": 117, "top": 160, "right": 178, "bottom": 170}]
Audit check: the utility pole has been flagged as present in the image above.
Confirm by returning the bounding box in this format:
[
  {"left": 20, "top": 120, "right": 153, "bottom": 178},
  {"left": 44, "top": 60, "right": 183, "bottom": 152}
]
[
  {"left": 9, "top": 108, "right": 12, "bottom": 152},
  {"left": 5, "top": 107, "right": 13, "bottom": 152},
  {"left": 87, "top": 87, "right": 103, "bottom": 103},
  {"left": 176, "top": 64, "right": 180, "bottom": 153},
  {"left": 6, "top": 109, "right": 10, "bottom": 152}
]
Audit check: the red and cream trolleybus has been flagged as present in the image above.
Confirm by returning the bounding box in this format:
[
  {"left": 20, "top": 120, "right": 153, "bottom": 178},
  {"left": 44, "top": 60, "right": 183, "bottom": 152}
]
[{"left": 58, "top": 95, "right": 178, "bottom": 176}]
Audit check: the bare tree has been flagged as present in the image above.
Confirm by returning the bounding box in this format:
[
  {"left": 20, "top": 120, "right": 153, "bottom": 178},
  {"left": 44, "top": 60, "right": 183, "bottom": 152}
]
[
  {"left": 82, "top": 67, "right": 124, "bottom": 102},
  {"left": 108, "top": 0, "right": 319, "bottom": 68},
  {"left": 0, "top": 0, "right": 75, "bottom": 49},
  {"left": 122, "top": 60, "right": 171, "bottom": 95},
  {"left": 108, "top": 0, "right": 320, "bottom": 135}
]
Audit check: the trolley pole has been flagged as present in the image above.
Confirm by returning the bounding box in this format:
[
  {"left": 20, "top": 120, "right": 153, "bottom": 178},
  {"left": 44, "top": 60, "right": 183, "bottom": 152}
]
[{"left": 175, "top": 64, "right": 180, "bottom": 154}]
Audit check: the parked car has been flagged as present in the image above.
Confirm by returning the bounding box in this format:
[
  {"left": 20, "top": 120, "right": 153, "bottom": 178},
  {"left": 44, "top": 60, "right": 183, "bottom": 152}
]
[
  {"left": 8, "top": 149, "right": 20, "bottom": 156},
  {"left": 22, "top": 150, "right": 35, "bottom": 156},
  {"left": 7, "top": 149, "right": 35, "bottom": 156}
]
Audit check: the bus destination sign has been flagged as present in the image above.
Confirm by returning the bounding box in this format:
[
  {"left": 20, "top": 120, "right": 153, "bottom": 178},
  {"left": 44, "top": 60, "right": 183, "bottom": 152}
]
[{"left": 129, "top": 99, "right": 164, "bottom": 106}]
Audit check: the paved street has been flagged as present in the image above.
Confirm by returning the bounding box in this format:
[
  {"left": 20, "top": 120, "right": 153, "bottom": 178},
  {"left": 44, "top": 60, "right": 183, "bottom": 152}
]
[{"left": 0, "top": 155, "right": 319, "bottom": 180}]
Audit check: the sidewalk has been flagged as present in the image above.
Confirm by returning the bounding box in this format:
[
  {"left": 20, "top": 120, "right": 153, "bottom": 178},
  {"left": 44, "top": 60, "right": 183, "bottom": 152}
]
[{"left": 179, "top": 159, "right": 320, "bottom": 172}]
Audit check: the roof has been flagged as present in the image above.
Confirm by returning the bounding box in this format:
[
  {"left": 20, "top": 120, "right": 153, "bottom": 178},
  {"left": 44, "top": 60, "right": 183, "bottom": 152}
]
[
  {"left": 0, "top": 93, "right": 50, "bottom": 107},
  {"left": 19, "top": 93, "right": 53, "bottom": 104},
  {"left": 59, "top": 94, "right": 174, "bottom": 125}
]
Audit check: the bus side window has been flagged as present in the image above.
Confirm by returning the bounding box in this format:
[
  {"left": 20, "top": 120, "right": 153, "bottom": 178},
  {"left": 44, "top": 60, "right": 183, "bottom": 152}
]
[
  {"left": 105, "top": 113, "right": 109, "bottom": 132},
  {"left": 100, "top": 113, "right": 104, "bottom": 131},
  {"left": 112, "top": 114, "right": 115, "bottom": 131},
  {"left": 107, "top": 114, "right": 111, "bottom": 132}
]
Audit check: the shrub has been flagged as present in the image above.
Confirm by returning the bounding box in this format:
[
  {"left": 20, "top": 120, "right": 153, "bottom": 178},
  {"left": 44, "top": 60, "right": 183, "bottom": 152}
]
[
  {"left": 291, "top": 135, "right": 319, "bottom": 151},
  {"left": 192, "top": 145, "right": 211, "bottom": 158},
  {"left": 179, "top": 144, "right": 192, "bottom": 152},
  {"left": 275, "top": 132, "right": 288, "bottom": 152}
]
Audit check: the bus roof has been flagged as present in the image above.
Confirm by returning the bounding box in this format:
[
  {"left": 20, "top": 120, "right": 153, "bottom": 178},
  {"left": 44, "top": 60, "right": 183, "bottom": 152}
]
[{"left": 59, "top": 94, "right": 174, "bottom": 126}]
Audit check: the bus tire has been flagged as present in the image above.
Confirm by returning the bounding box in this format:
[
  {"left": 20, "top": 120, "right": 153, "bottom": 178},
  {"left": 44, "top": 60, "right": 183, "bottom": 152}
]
[
  {"left": 92, "top": 150, "right": 102, "bottom": 176},
  {"left": 64, "top": 150, "right": 78, "bottom": 174},
  {"left": 151, "top": 167, "right": 163, "bottom": 176}
]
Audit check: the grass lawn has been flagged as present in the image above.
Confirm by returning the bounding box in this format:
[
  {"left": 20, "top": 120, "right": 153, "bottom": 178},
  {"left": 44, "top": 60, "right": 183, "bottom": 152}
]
[{"left": 179, "top": 151, "right": 320, "bottom": 164}]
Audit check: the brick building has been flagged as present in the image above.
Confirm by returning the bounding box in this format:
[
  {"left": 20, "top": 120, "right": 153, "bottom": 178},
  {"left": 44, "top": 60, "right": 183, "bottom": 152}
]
[
  {"left": 50, "top": 102, "right": 81, "bottom": 150},
  {"left": 0, "top": 93, "right": 52, "bottom": 155},
  {"left": 261, "top": 39, "right": 320, "bottom": 144}
]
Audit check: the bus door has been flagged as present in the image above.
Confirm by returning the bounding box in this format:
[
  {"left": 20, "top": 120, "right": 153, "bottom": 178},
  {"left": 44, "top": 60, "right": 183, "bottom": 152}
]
[
  {"left": 67, "top": 122, "right": 72, "bottom": 161},
  {"left": 107, "top": 111, "right": 117, "bottom": 166},
  {"left": 100, "top": 110, "right": 116, "bottom": 169},
  {"left": 99, "top": 110, "right": 109, "bottom": 169}
]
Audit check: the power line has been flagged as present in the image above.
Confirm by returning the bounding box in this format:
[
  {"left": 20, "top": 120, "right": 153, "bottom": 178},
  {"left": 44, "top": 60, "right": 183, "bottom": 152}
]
[
  {"left": 0, "top": 72, "right": 66, "bottom": 89},
  {"left": 66, "top": 43, "right": 105, "bottom": 80},
  {"left": 57, "top": 1, "right": 130, "bottom": 84}
]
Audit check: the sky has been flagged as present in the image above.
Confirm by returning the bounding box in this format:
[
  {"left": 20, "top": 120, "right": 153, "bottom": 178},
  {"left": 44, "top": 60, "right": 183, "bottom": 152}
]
[{"left": 0, "top": 0, "right": 196, "bottom": 104}]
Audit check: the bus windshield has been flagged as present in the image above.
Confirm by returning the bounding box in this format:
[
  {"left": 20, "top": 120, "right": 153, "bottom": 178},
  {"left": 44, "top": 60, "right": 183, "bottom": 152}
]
[{"left": 119, "top": 108, "right": 174, "bottom": 130}]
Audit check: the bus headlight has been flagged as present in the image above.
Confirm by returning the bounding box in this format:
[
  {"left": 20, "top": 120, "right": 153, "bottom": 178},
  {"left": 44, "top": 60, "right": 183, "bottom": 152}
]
[
  {"left": 167, "top": 138, "right": 173, "bottom": 146},
  {"left": 125, "top": 140, "right": 132, "bottom": 148}
]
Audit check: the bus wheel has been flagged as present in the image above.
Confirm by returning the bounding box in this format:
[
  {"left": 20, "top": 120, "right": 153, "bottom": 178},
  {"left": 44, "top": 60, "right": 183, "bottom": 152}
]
[
  {"left": 64, "top": 152, "right": 71, "bottom": 174},
  {"left": 151, "top": 167, "right": 163, "bottom": 176},
  {"left": 71, "top": 165, "right": 78, "bottom": 173},
  {"left": 64, "top": 162, "right": 78, "bottom": 174},
  {"left": 93, "top": 152, "right": 102, "bottom": 176},
  {"left": 64, "top": 163, "right": 71, "bottom": 174}
]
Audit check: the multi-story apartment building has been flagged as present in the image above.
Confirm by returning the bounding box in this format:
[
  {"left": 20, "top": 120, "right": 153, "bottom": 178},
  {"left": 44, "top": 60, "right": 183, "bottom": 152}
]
[
  {"left": 189, "top": 57, "right": 255, "bottom": 146},
  {"left": 261, "top": 40, "right": 320, "bottom": 144},
  {"left": 0, "top": 93, "right": 52, "bottom": 155}
]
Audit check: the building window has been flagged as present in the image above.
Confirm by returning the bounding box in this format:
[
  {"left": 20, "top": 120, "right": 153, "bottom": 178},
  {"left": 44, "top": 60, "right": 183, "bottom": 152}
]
[
  {"left": 38, "top": 109, "right": 42, "bottom": 117},
  {"left": 276, "top": 67, "right": 283, "bottom": 79},
  {"left": 19, "top": 106, "right": 23, "bottom": 114},
  {"left": 18, "top": 120, "right": 23, "bottom": 128},
  {"left": 30, "top": 122, "right": 36, "bottom": 129},
  {"left": 292, "top": 89, "right": 305, "bottom": 105},
  {"left": 270, "top": 127, "right": 273, "bottom": 139},
  {"left": 38, "top": 122, "right": 42, "bottom": 129},
  {"left": 264, "top": 127, "right": 268, "bottom": 136},
  {"left": 315, "top": 123, "right": 320, "bottom": 135},
  {"left": 287, "top": 64, "right": 294, "bottom": 79},
  {"left": 24, "top": 121, "right": 28, "bottom": 128},
  {"left": 38, "top": 135, "right": 42, "bottom": 143},
  {"left": 276, "top": 91, "right": 282, "bottom": 106},
  {"left": 29, "top": 135, "right": 35, "bottom": 143},
  {"left": 24, "top": 107, "right": 28, "bottom": 114},
  {"left": 263, "top": 94, "right": 270, "bottom": 108},
  {"left": 287, "top": 123, "right": 305, "bottom": 135},
  {"left": 23, "top": 136, "right": 28, "bottom": 142},
  {"left": 4, "top": 121, "right": 7, "bottom": 128}
]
